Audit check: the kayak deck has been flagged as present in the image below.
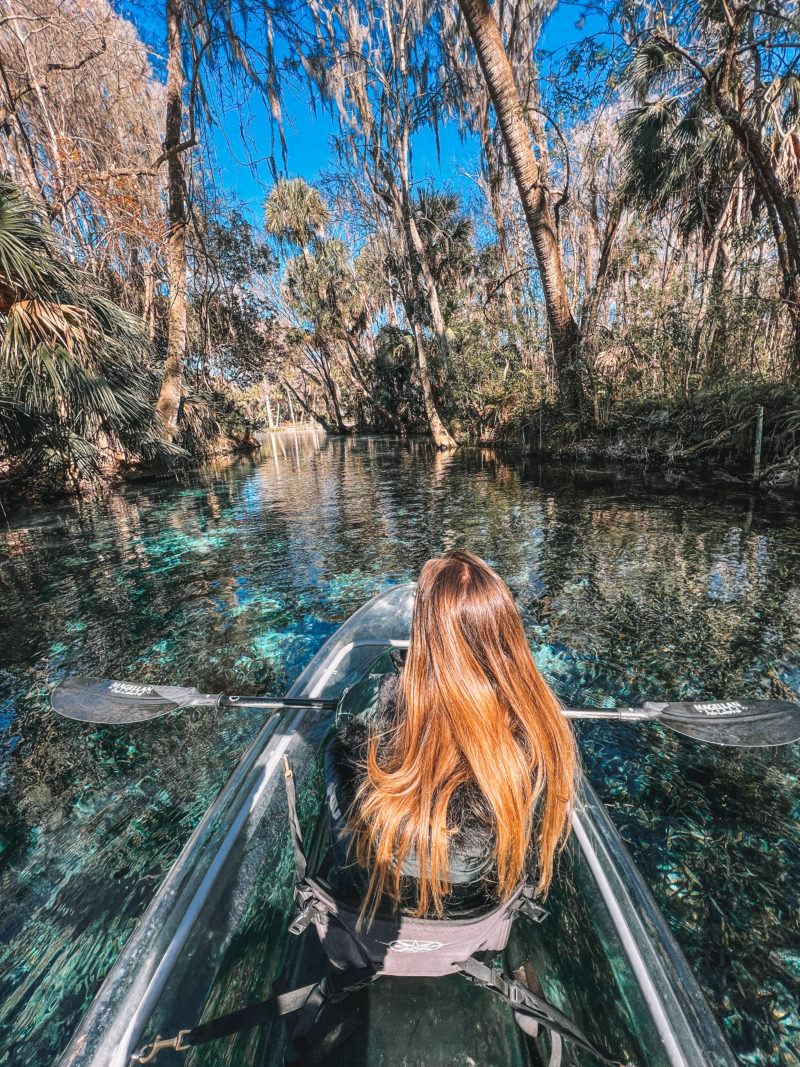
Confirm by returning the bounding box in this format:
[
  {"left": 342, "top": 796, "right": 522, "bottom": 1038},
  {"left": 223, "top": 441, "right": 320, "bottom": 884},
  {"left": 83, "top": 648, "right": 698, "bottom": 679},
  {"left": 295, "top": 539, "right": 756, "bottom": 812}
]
[{"left": 57, "top": 584, "right": 736, "bottom": 1067}]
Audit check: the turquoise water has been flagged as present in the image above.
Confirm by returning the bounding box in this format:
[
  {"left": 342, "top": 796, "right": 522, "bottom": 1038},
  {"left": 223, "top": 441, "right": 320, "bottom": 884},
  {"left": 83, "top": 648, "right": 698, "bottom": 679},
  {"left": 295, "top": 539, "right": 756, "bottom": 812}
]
[{"left": 0, "top": 433, "right": 798, "bottom": 1065}]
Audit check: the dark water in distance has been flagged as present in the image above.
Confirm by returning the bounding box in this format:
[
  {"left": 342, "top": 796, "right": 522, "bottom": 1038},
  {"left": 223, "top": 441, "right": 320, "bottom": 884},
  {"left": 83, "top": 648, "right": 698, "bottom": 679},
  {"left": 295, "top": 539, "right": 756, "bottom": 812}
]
[{"left": 0, "top": 432, "right": 798, "bottom": 1066}]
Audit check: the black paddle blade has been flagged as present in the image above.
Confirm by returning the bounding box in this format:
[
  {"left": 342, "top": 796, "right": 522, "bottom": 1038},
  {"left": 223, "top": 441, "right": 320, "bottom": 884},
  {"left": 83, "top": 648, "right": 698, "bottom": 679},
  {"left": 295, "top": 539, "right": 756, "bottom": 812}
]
[
  {"left": 51, "top": 677, "right": 202, "bottom": 723},
  {"left": 652, "top": 699, "right": 800, "bottom": 748}
]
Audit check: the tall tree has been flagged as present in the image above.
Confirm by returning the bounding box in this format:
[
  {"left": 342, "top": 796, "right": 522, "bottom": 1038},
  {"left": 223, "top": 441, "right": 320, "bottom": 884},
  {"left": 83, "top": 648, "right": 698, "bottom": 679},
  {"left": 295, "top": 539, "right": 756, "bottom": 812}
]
[
  {"left": 153, "top": 0, "right": 288, "bottom": 433},
  {"left": 622, "top": 0, "right": 800, "bottom": 372},
  {"left": 155, "top": 0, "right": 189, "bottom": 431},
  {"left": 455, "top": 0, "right": 582, "bottom": 413},
  {"left": 303, "top": 0, "right": 457, "bottom": 447}
]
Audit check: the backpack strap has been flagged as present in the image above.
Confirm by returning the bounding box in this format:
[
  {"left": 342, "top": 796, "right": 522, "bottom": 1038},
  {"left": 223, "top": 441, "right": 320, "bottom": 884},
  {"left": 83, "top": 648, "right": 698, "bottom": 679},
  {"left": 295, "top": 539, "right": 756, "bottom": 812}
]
[
  {"left": 459, "top": 956, "right": 622, "bottom": 1067},
  {"left": 131, "top": 965, "right": 378, "bottom": 1063},
  {"left": 283, "top": 755, "right": 307, "bottom": 883},
  {"left": 283, "top": 755, "right": 327, "bottom": 937},
  {"left": 282, "top": 758, "right": 369, "bottom": 965}
]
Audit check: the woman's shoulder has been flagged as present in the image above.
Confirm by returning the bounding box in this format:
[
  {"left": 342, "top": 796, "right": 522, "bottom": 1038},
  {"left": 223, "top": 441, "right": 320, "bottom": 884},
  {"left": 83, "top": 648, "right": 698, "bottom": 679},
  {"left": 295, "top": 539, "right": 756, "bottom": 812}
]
[
  {"left": 332, "top": 671, "right": 398, "bottom": 764},
  {"left": 335, "top": 648, "right": 403, "bottom": 728}
]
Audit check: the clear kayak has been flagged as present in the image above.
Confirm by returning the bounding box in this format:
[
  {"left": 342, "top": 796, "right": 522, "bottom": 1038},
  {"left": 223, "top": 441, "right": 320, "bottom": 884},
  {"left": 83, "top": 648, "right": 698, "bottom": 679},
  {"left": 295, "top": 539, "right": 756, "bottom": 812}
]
[{"left": 57, "top": 584, "right": 737, "bottom": 1067}]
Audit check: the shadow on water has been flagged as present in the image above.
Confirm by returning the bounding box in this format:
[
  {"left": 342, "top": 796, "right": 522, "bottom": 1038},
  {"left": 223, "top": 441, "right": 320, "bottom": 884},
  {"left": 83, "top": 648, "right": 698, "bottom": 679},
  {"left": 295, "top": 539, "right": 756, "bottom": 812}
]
[{"left": 0, "top": 431, "right": 798, "bottom": 1065}]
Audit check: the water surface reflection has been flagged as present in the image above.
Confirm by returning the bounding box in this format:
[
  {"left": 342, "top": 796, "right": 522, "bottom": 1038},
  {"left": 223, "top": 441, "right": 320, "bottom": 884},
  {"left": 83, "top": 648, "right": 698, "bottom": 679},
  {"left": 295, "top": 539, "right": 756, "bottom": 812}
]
[{"left": 0, "top": 433, "right": 798, "bottom": 1065}]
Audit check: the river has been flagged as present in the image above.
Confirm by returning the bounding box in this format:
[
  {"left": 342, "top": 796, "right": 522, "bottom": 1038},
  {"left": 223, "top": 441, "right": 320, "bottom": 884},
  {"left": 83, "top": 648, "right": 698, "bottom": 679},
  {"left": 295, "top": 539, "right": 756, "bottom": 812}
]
[{"left": 0, "top": 432, "right": 798, "bottom": 1065}]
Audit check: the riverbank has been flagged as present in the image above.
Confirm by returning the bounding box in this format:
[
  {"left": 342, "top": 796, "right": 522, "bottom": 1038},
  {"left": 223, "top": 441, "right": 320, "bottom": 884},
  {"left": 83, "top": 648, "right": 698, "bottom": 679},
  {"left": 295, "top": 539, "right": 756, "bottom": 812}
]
[
  {"left": 3, "top": 381, "right": 799, "bottom": 507},
  {"left": 506, "top": 382, "right": 799, "bottom": 493},
  {"left": 0, "top": 412, "right": 271, "bottom": 510},
  {"left": 0, "top": 434, "right": 258, "bottom": 510}
]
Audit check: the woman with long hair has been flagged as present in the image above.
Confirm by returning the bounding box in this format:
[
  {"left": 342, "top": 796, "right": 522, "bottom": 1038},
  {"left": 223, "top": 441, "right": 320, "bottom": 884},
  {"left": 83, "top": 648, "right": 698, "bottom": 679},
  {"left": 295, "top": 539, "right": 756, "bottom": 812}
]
[{"left": 327, "top": 550, "right": 578, "bottom": 919}]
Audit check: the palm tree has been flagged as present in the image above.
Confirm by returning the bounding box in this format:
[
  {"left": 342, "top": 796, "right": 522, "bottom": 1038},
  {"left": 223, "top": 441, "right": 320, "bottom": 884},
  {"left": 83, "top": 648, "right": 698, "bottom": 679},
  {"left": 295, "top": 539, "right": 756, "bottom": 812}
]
[
  {"left": 264, "top": 178, "right": 330, "bottom": 260},
  {"left": 411, "top": 190, "right": 475, "bottom": 312},
  {"left": 283, "top": 237, "right": 354, "bottom": 432},
  {"left": 0, "top": 179, "right": 166, "bottom": 489},
  {"left": 455, "top": 0, "right": 582, "bottom": 414},
  {"left": 622, "top": 0, "right": 800, "bottom": 372},
  {"left": 619, "top": 88, "right": 744, "bottom": 389}
]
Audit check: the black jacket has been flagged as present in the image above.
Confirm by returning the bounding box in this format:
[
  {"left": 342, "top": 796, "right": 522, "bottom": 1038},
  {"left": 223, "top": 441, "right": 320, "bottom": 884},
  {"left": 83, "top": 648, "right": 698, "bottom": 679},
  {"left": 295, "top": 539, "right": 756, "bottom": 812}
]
[{"left": 326, "top": 670, "right": 499, "bottom": 911}]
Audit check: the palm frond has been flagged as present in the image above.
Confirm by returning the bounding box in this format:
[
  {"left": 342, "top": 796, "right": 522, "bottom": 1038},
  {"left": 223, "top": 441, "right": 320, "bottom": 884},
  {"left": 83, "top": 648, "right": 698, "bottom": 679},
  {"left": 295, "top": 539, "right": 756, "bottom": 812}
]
[
  {"left": 782, "top": 74, "right": 800, "bottom": 130},
  {"left": 264, "top": 178, "right": 330, "bottom": 248},
  {"left": 0, "top": 178, "right": 161, "bottom": 483},
  {"left": 625, "top": 42, "right": 682, "bottom": 100}
]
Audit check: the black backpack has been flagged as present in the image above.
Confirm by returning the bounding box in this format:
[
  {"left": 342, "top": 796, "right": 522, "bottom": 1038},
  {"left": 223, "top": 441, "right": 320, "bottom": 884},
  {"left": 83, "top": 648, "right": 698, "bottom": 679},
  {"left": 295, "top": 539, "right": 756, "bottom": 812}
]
[{"left": 134, "top": 757, "right": 620, "bottom": 1066}]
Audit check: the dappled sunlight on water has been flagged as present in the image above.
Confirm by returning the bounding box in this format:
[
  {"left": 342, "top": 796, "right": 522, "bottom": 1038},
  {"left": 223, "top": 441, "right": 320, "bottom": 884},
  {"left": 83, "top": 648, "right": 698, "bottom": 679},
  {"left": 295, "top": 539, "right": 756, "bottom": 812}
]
[{"left": 0, "top": 432, "right": 798, "bottom": 1064}]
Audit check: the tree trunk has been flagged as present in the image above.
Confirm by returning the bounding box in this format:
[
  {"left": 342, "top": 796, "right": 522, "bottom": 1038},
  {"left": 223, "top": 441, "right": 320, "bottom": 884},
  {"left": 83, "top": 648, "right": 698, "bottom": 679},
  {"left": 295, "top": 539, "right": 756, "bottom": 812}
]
[
  {"left": 715, "top": 104, "right": 800, "bottom": 370},
  {"left": 581, "top": 198, "right": 622, "bottom": 342},
  {"left": 457, "top": 0, "right": 581, "bottom": 412},
  {"left": 393, "top": 10, "right": 455, "bottom": 447},
  {"left": 405, "top": 206, "right": 451, "bottom": 375},
  {"left": 263, "top": 381, "right": 275, "bottom": 428},
  {"left": 314, "top": 343, "right": 348, "bottom": 434},
  {"left": 411, "top": 320, "right": 456, "bottom": 448},
  {"left": 393, "top": 208, "right": 454, "bottom": 447},
  {"left": 396, "top": 101, "right": 452, "bottom": 383},
  {"left": 155, "top": 0, "right": 188, "bottom": 434},
  {"left": 284, "top": 380, "right": 334, "bottom": 432}
]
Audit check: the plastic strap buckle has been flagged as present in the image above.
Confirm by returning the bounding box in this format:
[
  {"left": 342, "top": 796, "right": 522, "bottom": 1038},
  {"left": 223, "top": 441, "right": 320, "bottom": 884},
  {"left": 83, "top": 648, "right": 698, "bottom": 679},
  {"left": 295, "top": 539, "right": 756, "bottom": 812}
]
[
  {"left": 288, "top": 902, "right": 315, "bottom": 936},
  {"left": 321, "top": 970, "right": 376, "bottom": 1004},
  {"left": 289, "top": 886, "right": 317, "bottom": 936},
  {"left": 515, "top": 884, "right": 549, "bottom": 923},
  {"left": 461, "top": 959, "right": 508, "bottom": 999},
  {"left": 519, "top": 899, "right": 549, "bottom": 923},
  {"left": 502, "top": 978, "right": 524, "bottom": 1005}
]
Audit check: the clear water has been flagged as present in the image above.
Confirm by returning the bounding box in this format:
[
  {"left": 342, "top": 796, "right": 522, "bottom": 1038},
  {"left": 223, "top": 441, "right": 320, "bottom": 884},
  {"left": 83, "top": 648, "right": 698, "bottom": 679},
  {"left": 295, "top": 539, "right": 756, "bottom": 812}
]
[{"left": 0, "top": 432, "right": 798, "bottom": 1066}]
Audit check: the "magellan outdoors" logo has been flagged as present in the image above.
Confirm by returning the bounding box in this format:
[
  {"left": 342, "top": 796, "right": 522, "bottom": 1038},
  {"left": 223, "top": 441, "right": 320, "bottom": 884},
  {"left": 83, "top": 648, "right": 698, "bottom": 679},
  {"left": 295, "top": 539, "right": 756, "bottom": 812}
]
[{"left": 108, "top": 681, "right": 156, "bottom": 697}]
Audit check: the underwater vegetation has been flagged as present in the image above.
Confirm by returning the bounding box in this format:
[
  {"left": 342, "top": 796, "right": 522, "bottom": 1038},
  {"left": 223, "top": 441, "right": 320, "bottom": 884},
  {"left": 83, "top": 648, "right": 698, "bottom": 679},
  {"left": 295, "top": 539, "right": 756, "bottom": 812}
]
[{"left": 0, "top": 434, "right": 798, "bottom": 1064}]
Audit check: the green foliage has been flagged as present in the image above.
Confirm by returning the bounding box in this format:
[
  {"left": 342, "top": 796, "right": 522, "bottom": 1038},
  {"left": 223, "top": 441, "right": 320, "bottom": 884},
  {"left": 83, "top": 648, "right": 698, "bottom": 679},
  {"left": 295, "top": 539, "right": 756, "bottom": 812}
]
[
  {"left": 189, "top": 209, "right": 283, "bottom": 389},
  {"left": 373, "top": 326, "right": 422, "bottom": 431},
  {"left": 264, "top": 178, "right": 330, "bottom": 250},
  {"left": 0, "top": 179, "right": 171, "bottom": 490},
  {"left": 284, "top": 237, "right": 363, "bottom": 332},
  {"left": 172, "top": 388, "right": 261, "bottom": 458}
]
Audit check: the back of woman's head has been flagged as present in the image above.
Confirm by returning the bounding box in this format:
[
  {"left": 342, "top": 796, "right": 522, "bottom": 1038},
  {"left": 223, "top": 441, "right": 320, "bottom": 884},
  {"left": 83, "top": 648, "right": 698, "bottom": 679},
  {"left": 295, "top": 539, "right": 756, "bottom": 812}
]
[{"left": 351, "top": 551, "right": 577, "bottom": 918}]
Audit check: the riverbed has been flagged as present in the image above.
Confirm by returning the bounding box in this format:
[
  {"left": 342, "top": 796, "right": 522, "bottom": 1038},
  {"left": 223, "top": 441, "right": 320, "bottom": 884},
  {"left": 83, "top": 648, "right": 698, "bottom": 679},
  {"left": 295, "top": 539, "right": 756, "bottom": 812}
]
[{"left": 1, "top": 432, "right": 798, "bottom": 1065}]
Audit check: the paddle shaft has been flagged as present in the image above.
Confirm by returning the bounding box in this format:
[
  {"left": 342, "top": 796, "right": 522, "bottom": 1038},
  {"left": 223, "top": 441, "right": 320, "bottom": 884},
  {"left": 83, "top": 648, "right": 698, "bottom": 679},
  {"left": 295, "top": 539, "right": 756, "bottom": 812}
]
[
  {"left": 565, "top": 707, "right": 661, "bottom": 722},
  {"left": 206, "top": 695, "right": 660, "bottom": 720},
  {"left": 192, "top": 697, "right": 710, "bottom": 724},
  {"left": 212, "top": 696, "right": 337, "bottom": 711}
]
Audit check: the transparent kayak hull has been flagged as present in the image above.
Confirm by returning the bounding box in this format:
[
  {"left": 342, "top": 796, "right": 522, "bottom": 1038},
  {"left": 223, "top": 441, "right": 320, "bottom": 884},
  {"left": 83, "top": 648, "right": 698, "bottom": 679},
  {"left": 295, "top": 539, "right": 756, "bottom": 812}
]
[{"left": 57, "top": 584, "right": 736, "bottom": 1067}]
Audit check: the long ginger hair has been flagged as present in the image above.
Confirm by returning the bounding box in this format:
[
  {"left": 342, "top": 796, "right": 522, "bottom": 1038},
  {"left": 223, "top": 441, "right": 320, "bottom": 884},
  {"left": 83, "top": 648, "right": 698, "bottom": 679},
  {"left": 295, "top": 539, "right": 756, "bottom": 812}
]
[{"left": 349, "top": 551, "right": 577, "bottom": 918}]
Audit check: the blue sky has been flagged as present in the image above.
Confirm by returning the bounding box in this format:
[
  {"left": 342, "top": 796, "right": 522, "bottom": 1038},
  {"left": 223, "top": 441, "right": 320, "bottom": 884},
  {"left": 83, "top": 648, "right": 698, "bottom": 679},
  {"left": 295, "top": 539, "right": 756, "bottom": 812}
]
[{"left": 122, "top": 1, "right": 600, "bottom": 222}]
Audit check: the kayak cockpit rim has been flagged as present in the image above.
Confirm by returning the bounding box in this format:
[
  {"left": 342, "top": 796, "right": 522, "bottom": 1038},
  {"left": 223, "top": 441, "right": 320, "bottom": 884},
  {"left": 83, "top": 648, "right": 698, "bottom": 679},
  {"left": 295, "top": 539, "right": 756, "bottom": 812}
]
[{"left": 307, "top": 638, "right": 409, "bottom": 698}]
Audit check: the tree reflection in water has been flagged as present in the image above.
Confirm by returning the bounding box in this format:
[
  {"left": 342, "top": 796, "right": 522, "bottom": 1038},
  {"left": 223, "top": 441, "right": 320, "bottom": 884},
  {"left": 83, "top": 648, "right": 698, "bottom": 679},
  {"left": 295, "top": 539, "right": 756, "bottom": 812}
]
[{"left": 0, "top": 433, "right": 798, "bottom": 1064}]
